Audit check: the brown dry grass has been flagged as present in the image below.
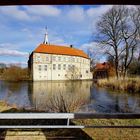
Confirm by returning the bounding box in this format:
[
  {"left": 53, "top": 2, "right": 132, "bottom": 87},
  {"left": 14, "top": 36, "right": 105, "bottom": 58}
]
[
  {"left": 74, "top": 119, "right": 140, "bottom": 140},
  {"left": 97, "top": 77, "right": 140, "bottom": 93}
]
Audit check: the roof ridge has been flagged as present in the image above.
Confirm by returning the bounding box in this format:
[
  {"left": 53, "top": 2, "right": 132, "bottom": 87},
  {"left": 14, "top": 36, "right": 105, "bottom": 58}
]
[{"left": 34, "top": 44, "right": 89, "bottom": 59}]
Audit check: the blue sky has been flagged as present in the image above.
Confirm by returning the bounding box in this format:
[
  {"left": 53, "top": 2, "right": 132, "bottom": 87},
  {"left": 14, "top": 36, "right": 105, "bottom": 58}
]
[{"left": 0, "top": 5, "right": 113, "bottom": 67}]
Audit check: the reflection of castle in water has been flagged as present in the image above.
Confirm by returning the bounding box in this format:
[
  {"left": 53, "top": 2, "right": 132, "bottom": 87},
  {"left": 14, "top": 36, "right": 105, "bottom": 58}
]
[{"left": 30, "top": 81, "right": 93, "bottom": 111}]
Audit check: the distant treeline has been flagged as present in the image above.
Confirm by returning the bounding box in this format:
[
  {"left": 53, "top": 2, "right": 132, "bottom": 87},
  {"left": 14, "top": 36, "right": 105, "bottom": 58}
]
[{"left": 0, "top": 65, "right": 30, "bottom": 81}]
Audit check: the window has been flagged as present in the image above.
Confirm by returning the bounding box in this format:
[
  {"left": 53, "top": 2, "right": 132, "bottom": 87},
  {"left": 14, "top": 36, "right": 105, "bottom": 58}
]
[
  {"left": 68, "top": 65, "right": 71, "bottom": 70},
  {"left": 58, "top": 64, "right": 61, "bottom": 70},
  {"left": 58, "top": 56, "right": 61, "bottom": 61},
  {"left": 52, "top": 56, "right": 56, "bottom": 61},
  {"left": 37, "top": 56, "right": 42, "bottom": 62},
  {"left": 72, "top": 65, "right": 75, "bottom": 68},
  {"left": 53, "top": 64, "right": 56, "bottom": 70},
  {"left": 77, "top": 58, "right": 79, "bottom": 62},
  {"left": 86, "top": 70, "right": 88, "bottom": 73},
  {"left": 36, "top": 56, "right": 38, "bottom": 61},
  {"left": 63, "top": 57, "right": 66, "bottom": 61},
  {"left": 58, "top": 74, "right": 60, "bottom": 76},
  {"left": 80, "top": 74, "right": 82, "bottom": 78},
  {"left": 73, "top": 58, "right": 75, "bottom": 62},
  {"left": 44, "top": 65, "right": 47, "bottom": 71},
  {"left": 46, "top": 56, "right": 49, "bottom": 61},
  {"left": 63, "top": 64, "right": 66, "bottom": 70},
  {"left": 38, "top": 65, "right": 41, "bottom": 71}
]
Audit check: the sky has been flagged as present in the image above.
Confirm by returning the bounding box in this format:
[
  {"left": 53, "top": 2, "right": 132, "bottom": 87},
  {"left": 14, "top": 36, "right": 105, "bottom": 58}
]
[{"left": 0, "top": 5, "right": 114, "bottom": 67}]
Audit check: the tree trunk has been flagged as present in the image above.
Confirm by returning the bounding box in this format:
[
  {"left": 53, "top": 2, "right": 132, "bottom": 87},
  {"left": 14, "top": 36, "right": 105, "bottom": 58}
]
[{"left": 115, "top": 62, "right": 119, "bottom": 79}]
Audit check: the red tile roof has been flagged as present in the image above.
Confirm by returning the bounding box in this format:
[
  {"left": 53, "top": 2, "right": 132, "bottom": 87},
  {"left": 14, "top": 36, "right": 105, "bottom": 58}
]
[
  {"left": 34, "top": 44, "right": 89, "bottom": 58},
  {"left": 95, "top": 62, "right": 110, "bottom": 70}
]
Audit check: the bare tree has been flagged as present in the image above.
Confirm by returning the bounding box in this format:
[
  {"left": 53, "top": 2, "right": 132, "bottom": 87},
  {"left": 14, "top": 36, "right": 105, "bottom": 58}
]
[
  {"left": 131, "top": 6, "right": 140, "bottom": 38},
  {"left": 119, "top": 6, "right": 140, "bottom": 78},
  {"left": 2, "top": 65, "right": 29, "bottom": 81},
  {"left": 46, "top": 91, "right": 89, "bottom": 113},
  {"left": 96, "top": 6, "right": 125, "bottom": 78},
  {"left": 66, "top": 65, "right": 80, "bottom": 80},
  {"left": 96, "top": 6, "right": 140, "bottom": 78}
]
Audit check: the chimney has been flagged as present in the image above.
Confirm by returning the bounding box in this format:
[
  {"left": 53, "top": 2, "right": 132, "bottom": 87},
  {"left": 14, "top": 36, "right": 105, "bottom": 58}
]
[{"left": 70, "top": 45, "right": 73, "bottom": 48}]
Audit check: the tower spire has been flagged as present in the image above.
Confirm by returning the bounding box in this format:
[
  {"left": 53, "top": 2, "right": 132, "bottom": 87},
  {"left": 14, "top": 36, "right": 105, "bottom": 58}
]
[{"left": 44, "top": 26, "right": 49, "bottom": 44}]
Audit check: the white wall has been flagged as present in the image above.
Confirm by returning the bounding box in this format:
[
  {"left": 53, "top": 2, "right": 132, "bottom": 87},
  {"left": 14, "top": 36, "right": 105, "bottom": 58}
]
[{"left": 32, "top": 53, "right": 92, "bottom": 81}]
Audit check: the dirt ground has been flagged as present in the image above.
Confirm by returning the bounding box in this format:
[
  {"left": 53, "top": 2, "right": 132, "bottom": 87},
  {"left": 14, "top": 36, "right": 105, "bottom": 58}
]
[{"left": 0, "top": 128, "right": 139, "bottom": 140}]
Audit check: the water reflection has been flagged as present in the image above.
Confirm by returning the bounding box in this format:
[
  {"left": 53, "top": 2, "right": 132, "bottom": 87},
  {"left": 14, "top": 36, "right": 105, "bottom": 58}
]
[
  {"left": 0, "top": 81, "right": 31, "bottom": 108},
  {"left": 0, "top": 80, "right": 140, "bottom": 113},
  {"left": 30, "top": 81, "right": 91, "bottom": 112},
  {"left": 89, "top": 86, "right": 140, "bottom": 113}
]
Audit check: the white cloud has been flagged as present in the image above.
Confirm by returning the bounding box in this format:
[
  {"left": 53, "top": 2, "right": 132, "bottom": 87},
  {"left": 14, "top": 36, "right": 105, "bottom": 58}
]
[
  {"left": 0, "top": 6, "right": 61, "bottom": 21},
  {"left": 86, "top": 5, "right": 113, "bottom": 30},
  {"left": 0, "top": 48, "right": 28, "bottom": 57},
  {"left": 0, "top": 60, "right": 27, "bottom": 67},
  {"left": 25, "top": 6, "right": 61, "bottom": 17},
  {"left": 0, "top": 6, "right": 30, "bottom": 21},
  {"left": 51, "top": 38, "right": 68, "bottom": 46},
  {"left": 0, "top": 43, "right": 20, "bottom": 50},
  {"left": 126, "top": 5, "right": 137, "bottom": 9},
  {"left": 86, "top": 5, "right": 113, "bottom": 18},
  {"left": 80, "top": 42, "right": 106, "bottom": 61},
  {"left": 67, "top": 6, "right": 85, "bottom": 22}
]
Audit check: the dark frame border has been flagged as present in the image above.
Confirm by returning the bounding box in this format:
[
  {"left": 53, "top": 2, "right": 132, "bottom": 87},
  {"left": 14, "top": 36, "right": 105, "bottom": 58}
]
[{"left": 0, "top": 0, "right": 139, "bottom": 5}]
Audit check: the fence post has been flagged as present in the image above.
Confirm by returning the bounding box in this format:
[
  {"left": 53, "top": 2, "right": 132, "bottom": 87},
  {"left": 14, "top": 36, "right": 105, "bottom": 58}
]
[{"left": 67, "top": 118, "right": 70, "bottom": 126}]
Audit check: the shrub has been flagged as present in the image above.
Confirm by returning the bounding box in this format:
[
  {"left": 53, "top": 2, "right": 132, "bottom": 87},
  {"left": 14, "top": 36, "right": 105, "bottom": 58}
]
[
  {"left": 2, "top": 65, "right": 29, "bottom": 81},
  {"left": 97, "top": 77, "right": 140, "bottom": 93},
  {"left": 45, "top": 91, "right": 89, "bottom": 113}
]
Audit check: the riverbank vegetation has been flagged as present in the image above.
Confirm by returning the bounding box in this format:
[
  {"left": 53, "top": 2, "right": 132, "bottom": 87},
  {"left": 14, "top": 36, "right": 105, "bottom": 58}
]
[
  {"left": 0, "top": 101, "right": 14, "bottom": 112},
  {"left": 0, "top": 65, "right": 30, "bottom": 81},
  {"left": 97, "top": 77, "right": 140, "bottom": 93}
]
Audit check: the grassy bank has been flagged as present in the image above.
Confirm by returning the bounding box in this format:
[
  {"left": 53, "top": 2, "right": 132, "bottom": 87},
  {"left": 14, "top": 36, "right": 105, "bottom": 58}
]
[
  {"left": 97, "top": 77, "right": 140, "bottom": 93},
  {"left": 73, "top": 119, "right": 140, "bottom": 140},
  {"left": 0, "top": 101, "right": 140, "bottom": 139},
  {"left": 0, "top": 101, "right": 14, "bottom": 112},
  {"left": 81, "top": 127, "right": 140, "bottom": 140}
]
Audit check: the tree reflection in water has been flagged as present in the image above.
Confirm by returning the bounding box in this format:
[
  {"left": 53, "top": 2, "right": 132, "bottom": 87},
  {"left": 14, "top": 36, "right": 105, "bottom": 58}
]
[{"left": 31, "top": 81, "right": 91, "bottom": 112}]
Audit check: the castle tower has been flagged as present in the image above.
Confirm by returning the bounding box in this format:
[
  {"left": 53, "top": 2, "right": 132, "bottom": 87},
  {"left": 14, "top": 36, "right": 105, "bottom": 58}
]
[{"left": 44, "top": 27, "right": 49, "bottom": 44}]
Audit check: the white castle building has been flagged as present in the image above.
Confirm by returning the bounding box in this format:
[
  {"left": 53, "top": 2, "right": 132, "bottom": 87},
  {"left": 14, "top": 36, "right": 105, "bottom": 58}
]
[{"left": 28, "top": 29, "right": 92, "bottom": 81}]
